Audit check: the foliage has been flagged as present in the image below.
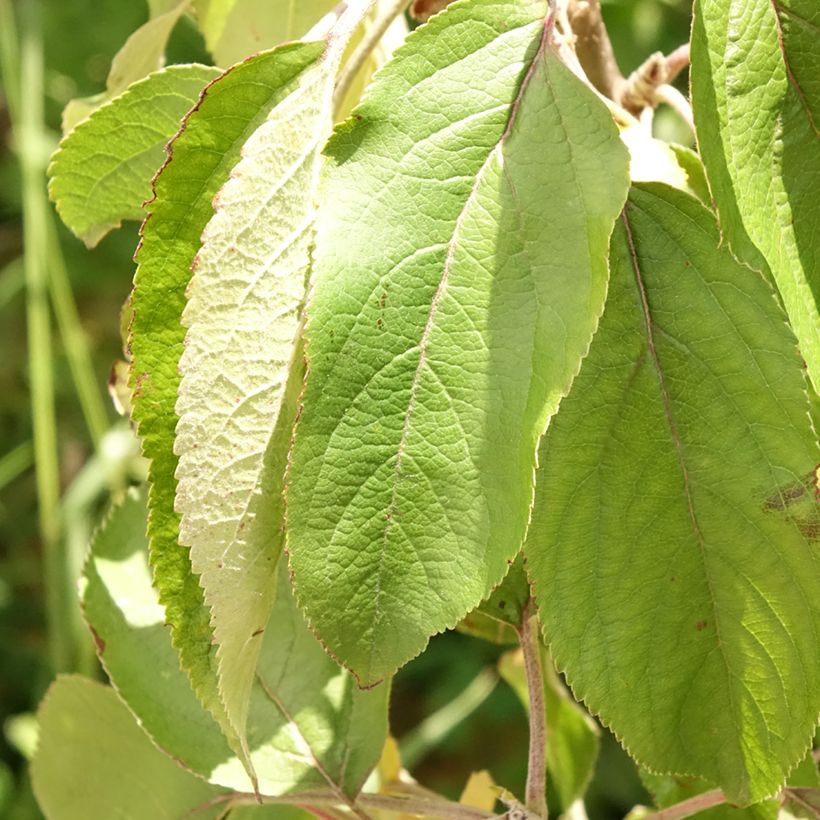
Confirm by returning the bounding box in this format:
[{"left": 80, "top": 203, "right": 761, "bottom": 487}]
[{"left": 0, "top": 0, "right": 817, "bottom": 818}]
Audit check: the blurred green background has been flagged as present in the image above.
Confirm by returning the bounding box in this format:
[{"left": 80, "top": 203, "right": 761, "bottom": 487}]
[{"left": 0, "top": 1, "right": 692, "bottom": 817}]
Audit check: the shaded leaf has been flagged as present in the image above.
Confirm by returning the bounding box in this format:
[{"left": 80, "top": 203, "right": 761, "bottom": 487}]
[
  {"left": 476, "top": 555, "right": 530, "bottom": 629},
  {"left": 31, "top": 676, "right": 223, "bottom": 820},
  {"left": 49, "top": 64, "right": 219, "bottom": 247},
  {"left": 81, "top": 488, "right": 389, "bottom": 797},
  {"left": 287, "top": 0, "right": 630, "bottom": 685},
  {"left": 691, "top": 0, "right": 820, "bottom": 390},
  {"left": 525, "top": 183, "right": 820, "bottom": 804}
]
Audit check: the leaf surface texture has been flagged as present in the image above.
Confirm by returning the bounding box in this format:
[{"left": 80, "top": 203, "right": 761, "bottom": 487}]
[
  {"left": 287, "top": 0, "right": 630, "bottom": 684},
  {"left": 525, "top": 184, "right": 820, "bottom": 804},
  {"left": 691, "top": 0, "right": 820, "bottom": 390},
  {"left": 173, "top": 1, "right": 371, "bottom": 766},
  {"left": 49, "top": 64, "right": 219, "bottom": 246},
  {"left": 129, "top": 41, "right": 326, "bottom": 767}
]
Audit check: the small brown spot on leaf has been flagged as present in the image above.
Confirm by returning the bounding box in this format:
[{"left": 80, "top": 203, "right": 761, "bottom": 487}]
[
  {"left": 251, "top": 628, "right": 264, "bottom": 638},
  {"left": 696, "top": 620, "right": 707, "bottom": 632},
  {"left": 763, "top": 481, "right": 806, "bottom": 511},
  {"left": 376, "top": 317, "right": 384, "bottom": 330},
  {"left": 796, "top": 516, "right": 820, "bottom": 543}
]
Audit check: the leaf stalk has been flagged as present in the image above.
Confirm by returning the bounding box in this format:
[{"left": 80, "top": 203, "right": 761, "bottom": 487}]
[{"left": 517, "top": 607, "right": 548, "bottom": 820}]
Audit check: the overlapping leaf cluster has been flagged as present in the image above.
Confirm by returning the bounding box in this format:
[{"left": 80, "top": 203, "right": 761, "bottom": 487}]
[{"left": 40, "top": 0, "right": 819, "bottom": 816}]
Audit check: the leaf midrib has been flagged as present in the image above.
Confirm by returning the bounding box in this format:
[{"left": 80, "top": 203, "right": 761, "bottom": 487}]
[{"left": 619, "top": 203, "right": 741, "bottom": 759}]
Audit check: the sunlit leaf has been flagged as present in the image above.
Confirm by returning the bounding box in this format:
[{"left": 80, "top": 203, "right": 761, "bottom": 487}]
[
  {"left": 691, "top": 0, "right": 820, "bottom": 390},
  {"left": 62, "top": 1, "right": 189, "bottom": 131},
  {"left": 128, "top": 40, "right": 328, "bottom": 774},
  {"left": 173, "top": 0, "right": 376, "bottom": 767},
  {"left": 287, "top": 0, "right": 630, "bottom": 685},
  {"left": 49, "top": 64, "right": 219, "bottom": 246}
]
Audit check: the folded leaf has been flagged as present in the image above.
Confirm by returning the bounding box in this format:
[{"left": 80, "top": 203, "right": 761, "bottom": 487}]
[
  {"left": 82, "top": 488, "right": 389, "bottom": 797},
  {"left": 129, "top": 40, "right": 327, "bottom": 771},
  {"left": 287, "top": 0, "right": 629, "bottom": 685},
  {"left": 173, "top": 0, "right": 378, "bottom": 770},
  {"left": 525, "top": 183, "right": 820, "bottom": 804},
  {"left": 49, "top": 64, "right": 220, "bottom": 247},
  {"left": 31, "top": 676, "right": 223, "bottom": 820},
  {"left": 691, "top": 0, "right": 820, "bottom": 391}
]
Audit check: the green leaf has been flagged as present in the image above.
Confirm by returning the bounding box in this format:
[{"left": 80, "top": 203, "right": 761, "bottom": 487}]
[
  {"left": 193, "top": 0, "right": 339, "bottom": 66},
  {"left": 173, "top": 0, "right": 371, "bottom": 769},
  {"left": 81, "top": 488, "right": 234, "bottom": 779},
  {"left": 49, "top": 64, "right": 219, "bottom": 247},
  {"left": 287, "top": 0, "right": 630, "bottom": 686},
  {"left": 62, "top": 1, "right": 190, "bottom": 132},
  {"left": 691, "top": 0, "right": 820, "bottom": 391},
  {"left": 640, "top": 750, "right": 818, "bottom": 819},
  {"left": 640, "top": 771, "right": 778, "bottom": 819},
  {"left": 668, "top": 144, "right": 712, "bottom": 208},
  {"left": 476, "top": 555, "right": 530, "bottom": 629},
  {"left": 82, "top": 488, "right": 389, "bottom": 797},
  {"left": 525, "top": 183, "right": 820, "bottom": 804},
  {"left": 31, "top": 676, "right": 223, "bottom": 820},
  {"left": 129, "top": 40, "right": 328, "bottom": 771},
  {"left": 499, "top": 646, "right": 600, "bottom": 812}
]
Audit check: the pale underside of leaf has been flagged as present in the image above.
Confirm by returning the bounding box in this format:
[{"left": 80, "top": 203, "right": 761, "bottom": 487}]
[
  {"left": 173, "top": 32, "right": 348, "bottom": 769},
  {"left": 691, "top": 0, "right": 820, "bottom": 391},
  {"left": 82, "top": 490, "right": 388, "bottom": 798},
  {"left": 525, "top": 183, "right": 820, "bottom": 804},
  {"left": 49, "top": 64, "right": 220, "bottom": 247},
  {"left": 287, "top": 0, "right": 630, "bottom": 685},
  {"left": 173, "top": 0, "right": 378, "bottom": 773},
  {"left": 128, "top": 41, "right": 327, "bottom": 775}
]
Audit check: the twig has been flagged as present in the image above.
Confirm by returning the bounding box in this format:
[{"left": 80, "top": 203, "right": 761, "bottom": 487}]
[
  {"left": 664, "top": 43, "right": 690, "bottom": 85},
  {"left": 517, "top": 607, "right": 548, "bottom": 820},
  {"left": 566, "top": 0, "right": 627, "bottom": 103},
  {"left": 185, "top": 788, "right": 497, "bottom": 820},
  {"left": 333, "top": 0, "right": 410, "bottom": 114},
  {"left": 642, "top": 789, "right": 725, "bottom": 820},
  {"left": 653, "top": 84, "right": 694, "bottom": 133}
]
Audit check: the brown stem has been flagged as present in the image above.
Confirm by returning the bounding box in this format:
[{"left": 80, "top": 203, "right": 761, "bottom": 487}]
[
  {"left": 643, "top": 789, "right": 725, "bottom": 820},
  {"left": 664, "top": 43, "right": 690, "bottom": 85},
  {"left": 566, "top": 0, "right": 627, "bottom": 103},
  {"left": 185, "top": 789, "right": 496, "bottom": 820},
  {"left": 517, "top": 606, "right": 548, "bottom": 820}
]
